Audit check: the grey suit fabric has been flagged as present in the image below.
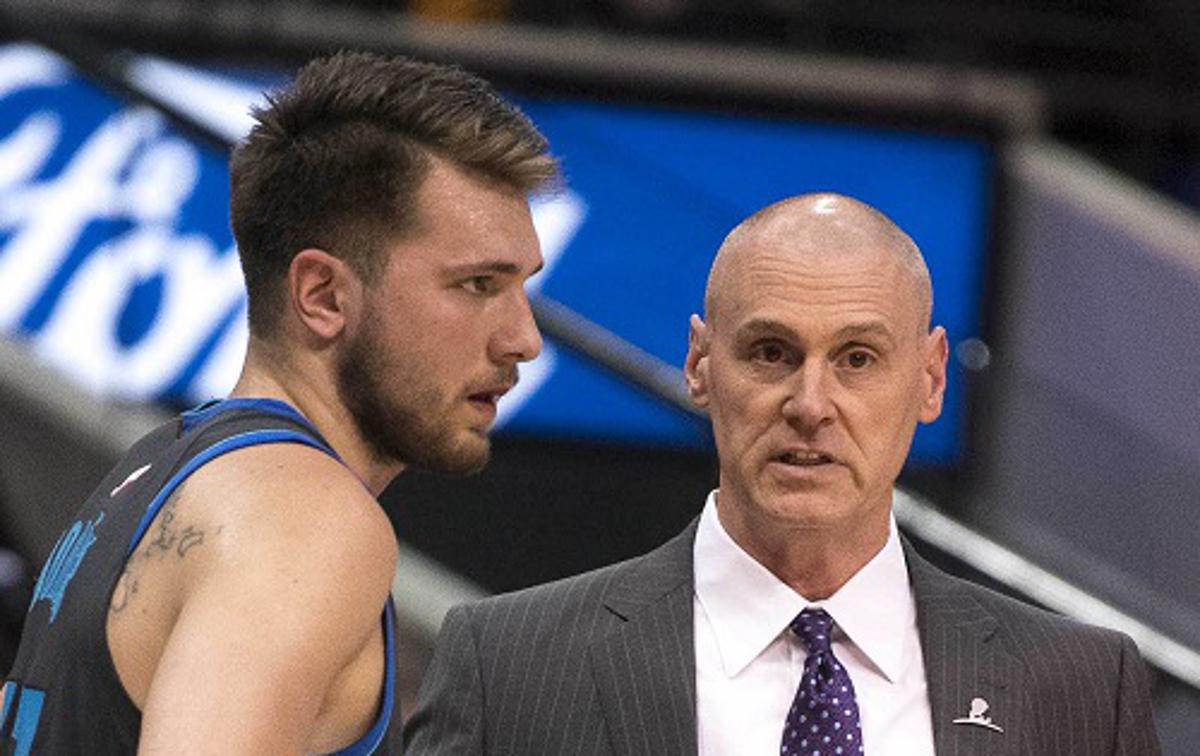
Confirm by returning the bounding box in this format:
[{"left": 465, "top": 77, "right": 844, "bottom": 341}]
[{"left": 405, "top": 521, "right": 1161, "bottom": 755}]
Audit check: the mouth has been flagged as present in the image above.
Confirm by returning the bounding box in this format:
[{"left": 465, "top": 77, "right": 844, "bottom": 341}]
[
  {"left": 467, "top": 394, "right": 500, "bottom": 413},
  {"left": 466, "top": 382, "right": 515, "bottom": 415},
  {"left": 772, "top": 449, "right": 840, "bottom": 468}
]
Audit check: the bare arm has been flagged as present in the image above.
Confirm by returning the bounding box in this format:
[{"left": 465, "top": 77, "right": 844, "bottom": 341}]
[{"left": 136, "top": 445, "right": 396, "bottom": 755}]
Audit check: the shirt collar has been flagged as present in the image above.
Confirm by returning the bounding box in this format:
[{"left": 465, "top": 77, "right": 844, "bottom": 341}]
[
  {"left": 693, "top": 491, "right": 914, "bottom": 683},
  {"left": 819, "top": 511, "right": 914, "bottom": 683}
]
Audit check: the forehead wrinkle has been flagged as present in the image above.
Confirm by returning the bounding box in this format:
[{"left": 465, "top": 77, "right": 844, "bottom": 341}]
[
  {"left": 734, "top": 316, "right": 896, "bottom": 351},
  {"left": 722, "top": 253, "right": 905, "bottom": 321}
]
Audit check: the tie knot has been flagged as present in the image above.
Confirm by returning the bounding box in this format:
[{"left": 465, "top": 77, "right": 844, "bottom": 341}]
[{"left": 790, "top": 607, "right": 835, "bottom": 653}]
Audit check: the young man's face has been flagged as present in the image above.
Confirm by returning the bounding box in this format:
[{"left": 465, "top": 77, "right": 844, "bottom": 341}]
[{"left": 337, "top": 158, "right": 543, "bottom": 473}]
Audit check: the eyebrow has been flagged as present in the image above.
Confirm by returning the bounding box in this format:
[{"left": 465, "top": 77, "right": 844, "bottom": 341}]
[
  {"left": 736, "top": 318, "right": 895, "bottom": 347},
  {"left": 831, "top": 322, "right": 895, "bottom": 346},
  {"left": 445, "top": 259, "right": 544, "bottom": 277},
  {"left": 737, "top": 318, "right": 800, "bottom": 341}
]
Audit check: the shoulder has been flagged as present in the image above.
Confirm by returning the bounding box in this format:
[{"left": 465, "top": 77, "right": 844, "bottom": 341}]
[
  {"left": 909, "top": 551, "right": 1158, "bottom": 745},
  {"left": 939, "top": 563, "right": 1128, "bottom": 642},
  {"left": 176, "top": 441, "right": 396, "bottom": 613},
  {"left": 196, "top": 441, "right": 392, "bottom": 548},
  {"left": 447, "top": 522, "right": 696, "bottom": 650},
  {"left": 453, "top": 555, "right": 635, "bottom": 633},
  {"left": 910, "top": 549, "right": 1140, "bottom": 678}
]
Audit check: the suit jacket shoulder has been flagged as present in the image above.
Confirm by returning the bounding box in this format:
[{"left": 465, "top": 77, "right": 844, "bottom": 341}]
[
  {"left": 405, "top": 524, "right": 699, "bottom": 756},
  {"left": 906, "top": 544, "right": 1160, "bottom": 755}
]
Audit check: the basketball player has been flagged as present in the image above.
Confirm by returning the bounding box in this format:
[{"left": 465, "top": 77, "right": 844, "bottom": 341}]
[{"left": 1, "top": 51, "right": 556, "bottom": 754}]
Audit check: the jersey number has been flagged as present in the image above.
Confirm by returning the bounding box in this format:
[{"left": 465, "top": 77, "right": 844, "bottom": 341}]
[{"left": 0, "top": 681, "right": 45, "bottom": 756}]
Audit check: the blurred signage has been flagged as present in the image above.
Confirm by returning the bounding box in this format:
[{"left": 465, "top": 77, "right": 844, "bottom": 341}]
[
  {"left": 0, "top": 43, "right": 995, "bottom": 462},
  {"left": 0, "top": 44, "right": 245, "bottom": 402}
]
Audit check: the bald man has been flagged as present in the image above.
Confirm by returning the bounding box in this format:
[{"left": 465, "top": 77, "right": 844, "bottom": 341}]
[{"left": 405, "top": 194, "right": 1161, "bottom": 756}]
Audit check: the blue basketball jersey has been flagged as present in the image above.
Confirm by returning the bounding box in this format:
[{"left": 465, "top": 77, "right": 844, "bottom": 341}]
[{"left": 2, "top": 398, "right": 401, "bottom": 754}]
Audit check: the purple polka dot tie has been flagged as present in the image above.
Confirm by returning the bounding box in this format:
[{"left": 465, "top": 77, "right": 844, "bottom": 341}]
[{"left": 780, "top": 608, "right": 864, "bottom": 756}]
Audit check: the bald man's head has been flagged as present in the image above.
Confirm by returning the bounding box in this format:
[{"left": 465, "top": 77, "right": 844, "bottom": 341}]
[
  {"left": 682, "top": 192, "right": 950, "bottom": 583},
  {"left": 704, "top": 193, "right": 933, "bottom": 334}
]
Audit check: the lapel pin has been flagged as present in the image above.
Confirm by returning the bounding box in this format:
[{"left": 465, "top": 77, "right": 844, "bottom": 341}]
[{"left": 952, "top": 697, "right": 1004, "bottom": 733}]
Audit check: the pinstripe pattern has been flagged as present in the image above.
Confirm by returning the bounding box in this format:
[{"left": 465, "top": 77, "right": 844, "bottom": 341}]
[
  {"left": 405, "top": 523, "right": 1160, "bottom": 755},
  {"left": 908, "top": 544, "right": 1160, "bottom": 755}
]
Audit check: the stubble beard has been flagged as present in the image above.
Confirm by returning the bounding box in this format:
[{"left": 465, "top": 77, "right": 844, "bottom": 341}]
[{"left": 336, "top": 319, "right": 490, "bottom": 476}]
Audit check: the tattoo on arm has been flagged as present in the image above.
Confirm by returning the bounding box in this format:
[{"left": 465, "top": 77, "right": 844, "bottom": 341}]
[
  {"left": 176, "top": 527, "right": 205, "bottom": 557},
  {"left": 109, "top": 484, "right": 223, "bottom": 615}
]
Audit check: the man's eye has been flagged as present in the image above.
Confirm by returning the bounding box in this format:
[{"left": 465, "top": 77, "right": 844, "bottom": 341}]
[
  {"left": 843, "top": 350, "right": 874, "bottom": 369},
  {"left": 463, "top": 276, "right": 494, "bottom": 294},
  {"left": 751, "top": 343, "right": 787, "bottom": 364}
]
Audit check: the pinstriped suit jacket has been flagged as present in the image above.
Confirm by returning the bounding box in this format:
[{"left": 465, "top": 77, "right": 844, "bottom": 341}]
[{"left": 404, "top": 521, "right": 1161, "bottom": 755}]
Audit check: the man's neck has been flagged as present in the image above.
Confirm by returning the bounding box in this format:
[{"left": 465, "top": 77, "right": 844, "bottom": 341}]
[
  {"left": 230, "top": 344, "right": 404, "bottom": 496},
  {"left": 714, "top": 492, "right": 890, "bottom": 601}
]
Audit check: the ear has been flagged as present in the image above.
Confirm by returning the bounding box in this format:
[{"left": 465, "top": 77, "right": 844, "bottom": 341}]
[
  {"left": 918, "top": 326, "right": 950, "bottom": 424},
  {"left": 684, "top": 314, "right": 712, "bottom": 409},
  {"left": 287, "top": 248, "right": 359, "bottom": 343}
]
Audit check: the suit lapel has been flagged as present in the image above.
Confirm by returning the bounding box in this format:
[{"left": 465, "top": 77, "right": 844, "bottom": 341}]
[
  {"left": 585, "top": 524, "right": 1031, "bottom": 756},
  {"left": 590, "top": 522, "right": 699, "bottom": 756},
  {"left": 906, "top": 542, "right": 1025, "bottom": 756}
]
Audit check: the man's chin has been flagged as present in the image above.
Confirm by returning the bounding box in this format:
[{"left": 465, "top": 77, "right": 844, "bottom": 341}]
[
  {"left": 421, "top": 432, "right": 491, "bottom": 475},
  {"left": 455, "top": 440, "right": 491, "bottom": 476},
  {"left": 757, "top": 486, "right": 855, "bottom": 528}
]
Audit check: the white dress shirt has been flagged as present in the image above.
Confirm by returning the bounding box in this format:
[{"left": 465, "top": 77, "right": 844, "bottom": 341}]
[{"left": 694, "top": 492, "right": 935, "bottom": 756}]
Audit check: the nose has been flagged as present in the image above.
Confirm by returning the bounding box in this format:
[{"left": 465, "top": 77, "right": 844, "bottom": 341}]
[
  {"left": 781, "top": 360, "right": 837, "bottom": 432},
  {"left": 493, "top": 289, "right": 543, "bottom": 364}
]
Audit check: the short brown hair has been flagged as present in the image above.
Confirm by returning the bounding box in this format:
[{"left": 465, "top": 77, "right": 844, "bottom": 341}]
[{"left": 230, "top": 50, "right": 558, "bottom": 337}]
